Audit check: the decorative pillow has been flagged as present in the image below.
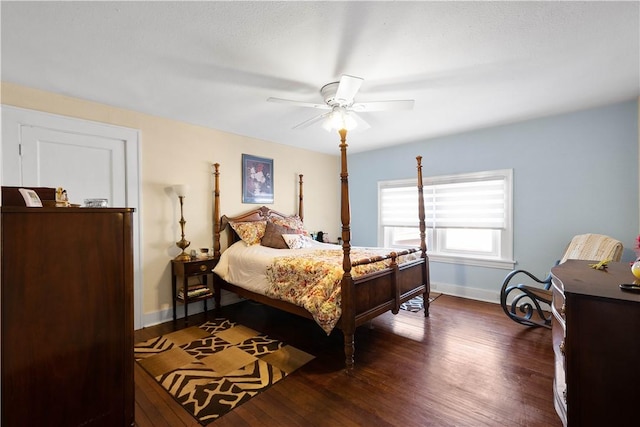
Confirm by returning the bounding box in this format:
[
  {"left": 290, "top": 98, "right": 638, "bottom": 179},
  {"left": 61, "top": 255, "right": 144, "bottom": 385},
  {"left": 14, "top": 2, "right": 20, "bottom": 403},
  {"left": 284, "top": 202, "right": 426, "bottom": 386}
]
[
  {"left": 271, "top": 215, "right": 307, "bottom": 235},
  {"left": 261, "top": 221, "right": 299, "bottom": 249},
  {"left": 230, "top": 220, "right": 267, "bottom": 245},
  {"left": 282, "top": 233, "right": 312, "bottom": 250}
]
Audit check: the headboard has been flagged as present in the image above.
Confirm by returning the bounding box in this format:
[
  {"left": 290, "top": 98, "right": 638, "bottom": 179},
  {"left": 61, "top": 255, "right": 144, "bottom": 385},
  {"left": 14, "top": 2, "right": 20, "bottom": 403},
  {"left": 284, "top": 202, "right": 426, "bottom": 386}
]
[{"left": 212, "top": 163, "right": 304, "bottom": 258}]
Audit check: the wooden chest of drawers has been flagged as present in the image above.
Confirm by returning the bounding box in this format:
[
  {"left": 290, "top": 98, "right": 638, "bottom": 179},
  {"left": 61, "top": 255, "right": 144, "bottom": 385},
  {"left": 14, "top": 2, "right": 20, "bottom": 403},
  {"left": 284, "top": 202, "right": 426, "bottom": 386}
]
[
  {"left": 1, "top": 207, "right": 135, "bottom": 426},
  {"left": 551, "top": 260, "right": 640, "bottom": 427}
]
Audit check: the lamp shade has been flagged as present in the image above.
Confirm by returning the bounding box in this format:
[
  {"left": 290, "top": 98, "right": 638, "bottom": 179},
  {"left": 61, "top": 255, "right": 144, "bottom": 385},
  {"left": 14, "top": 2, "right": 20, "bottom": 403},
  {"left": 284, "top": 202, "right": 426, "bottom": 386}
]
[
  {"left": 173, "top": 184, "right": 190, "bottom": 197},
  {"left": 322, "top": 106, "right": 358, "bottom": 132}
]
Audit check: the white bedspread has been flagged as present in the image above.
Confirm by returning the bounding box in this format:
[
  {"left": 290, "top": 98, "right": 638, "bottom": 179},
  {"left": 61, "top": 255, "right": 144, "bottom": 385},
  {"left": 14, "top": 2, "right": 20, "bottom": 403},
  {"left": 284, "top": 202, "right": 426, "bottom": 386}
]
[{"left": 212, "top": 239, "right": 340, "bottom": 294}]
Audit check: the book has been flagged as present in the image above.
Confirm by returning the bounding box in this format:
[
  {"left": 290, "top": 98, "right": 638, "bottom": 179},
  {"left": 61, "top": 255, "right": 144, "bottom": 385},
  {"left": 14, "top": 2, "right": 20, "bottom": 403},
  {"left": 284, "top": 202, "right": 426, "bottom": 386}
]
[{"left": 178, "top": 284, "right": 212, "bottom": 300}]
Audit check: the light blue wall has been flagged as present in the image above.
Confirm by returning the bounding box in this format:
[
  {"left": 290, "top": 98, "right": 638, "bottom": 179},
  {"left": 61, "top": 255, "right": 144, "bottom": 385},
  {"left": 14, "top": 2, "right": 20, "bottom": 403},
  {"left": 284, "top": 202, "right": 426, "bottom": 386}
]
[{"left": 349, "top": 100, "right": 639, "bottom": 301}]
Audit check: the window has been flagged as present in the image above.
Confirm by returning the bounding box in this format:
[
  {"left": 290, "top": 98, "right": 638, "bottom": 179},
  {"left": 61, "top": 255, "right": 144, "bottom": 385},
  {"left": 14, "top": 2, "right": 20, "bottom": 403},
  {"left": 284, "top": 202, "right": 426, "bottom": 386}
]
[{"left": 379, "top": 169, "right": 514, "bottom": 269}]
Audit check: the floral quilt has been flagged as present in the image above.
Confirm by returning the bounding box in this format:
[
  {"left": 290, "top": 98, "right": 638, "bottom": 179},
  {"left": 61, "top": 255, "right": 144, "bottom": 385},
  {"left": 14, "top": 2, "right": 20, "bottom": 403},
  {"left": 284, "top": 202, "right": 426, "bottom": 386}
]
[{"left": 265, "top": 248, "right": 418, "bottom": 334}]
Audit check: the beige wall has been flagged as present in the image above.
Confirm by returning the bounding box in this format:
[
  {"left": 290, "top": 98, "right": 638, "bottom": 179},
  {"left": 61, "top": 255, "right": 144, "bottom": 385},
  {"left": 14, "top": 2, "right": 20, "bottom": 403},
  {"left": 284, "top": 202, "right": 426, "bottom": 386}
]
[{"left": 1, "top": 82, "right": 341, "bottom": 324}]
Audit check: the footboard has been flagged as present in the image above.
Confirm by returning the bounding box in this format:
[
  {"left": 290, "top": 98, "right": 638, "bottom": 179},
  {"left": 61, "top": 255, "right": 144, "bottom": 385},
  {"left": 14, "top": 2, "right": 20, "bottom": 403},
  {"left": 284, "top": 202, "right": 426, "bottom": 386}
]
[
  {"left": 213, "top": 252, "right": 429, "bottom": 373},
  {"left": 351, "top": 258, "right": 428, "bottom": 325},
  {"left": 339, "top": 248, "right": 429, "bottom": 372}
]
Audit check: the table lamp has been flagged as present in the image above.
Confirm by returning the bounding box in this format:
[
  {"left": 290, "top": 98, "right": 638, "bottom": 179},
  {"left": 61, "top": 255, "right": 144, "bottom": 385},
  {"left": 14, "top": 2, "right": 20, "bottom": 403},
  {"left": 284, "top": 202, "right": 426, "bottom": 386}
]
[{"left": 173, "top": 184, "right": 191, "bottom": 261}]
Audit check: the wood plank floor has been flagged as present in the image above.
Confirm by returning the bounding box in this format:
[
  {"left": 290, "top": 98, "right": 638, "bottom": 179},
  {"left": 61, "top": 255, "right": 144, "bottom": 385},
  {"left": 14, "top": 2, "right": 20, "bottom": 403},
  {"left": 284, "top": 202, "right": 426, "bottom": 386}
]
[{"left": 134, "top": 295, "right": 560, "bottom": 426}]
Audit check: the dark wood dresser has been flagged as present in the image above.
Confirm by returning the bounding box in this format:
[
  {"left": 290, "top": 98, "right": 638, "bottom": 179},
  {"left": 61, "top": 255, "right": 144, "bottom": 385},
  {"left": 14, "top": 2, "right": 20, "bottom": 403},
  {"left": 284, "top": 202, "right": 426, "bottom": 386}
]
[
  {"left": 551, "top": 260, "right": 640, "bottom": 427},
  {"left": 1, "top": 207, "right": 135, "bottom": 426}
]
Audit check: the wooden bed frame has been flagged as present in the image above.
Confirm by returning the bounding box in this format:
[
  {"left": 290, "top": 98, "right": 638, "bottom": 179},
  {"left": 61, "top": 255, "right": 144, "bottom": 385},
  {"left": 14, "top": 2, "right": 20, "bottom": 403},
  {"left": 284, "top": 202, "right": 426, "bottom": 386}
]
[{"left": 211, "top": 129, "right": 430, "bottom": 372}]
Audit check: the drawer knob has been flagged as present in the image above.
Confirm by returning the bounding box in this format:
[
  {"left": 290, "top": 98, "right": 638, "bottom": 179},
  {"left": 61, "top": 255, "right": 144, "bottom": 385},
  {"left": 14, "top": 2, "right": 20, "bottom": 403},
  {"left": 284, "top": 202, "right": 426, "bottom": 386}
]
[{"left": 199, "top": 264, "right": 207, "bottom": 272}]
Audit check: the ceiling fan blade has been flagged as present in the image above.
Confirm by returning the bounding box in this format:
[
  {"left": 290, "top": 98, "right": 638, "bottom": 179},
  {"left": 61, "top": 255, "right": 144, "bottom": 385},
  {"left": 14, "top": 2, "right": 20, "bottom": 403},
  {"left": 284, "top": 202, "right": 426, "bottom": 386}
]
[
  {"left": 351, "top": 99, "right": 415, "bottom": 112},
  {"left": 292, "top": 112, "right": 331, "bottom": 130},
  {"left": 267, "top": 97, "right": 330, "bottom": 110},
  {"left": 350, "top": 112, "right": 371, "bottom": 131},
  {"left": 334, "top": 75, "right": 364, "bottom": 104}
]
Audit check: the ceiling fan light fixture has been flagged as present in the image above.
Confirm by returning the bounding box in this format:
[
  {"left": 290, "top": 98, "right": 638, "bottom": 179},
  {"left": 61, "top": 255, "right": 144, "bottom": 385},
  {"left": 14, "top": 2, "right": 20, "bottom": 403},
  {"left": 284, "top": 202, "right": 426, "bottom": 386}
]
[
  {"left": 322, "top": 106, "right": 358, "bottom": 132},
  {"left": 268, "top": 74, "right": 413, "bottom": 131}
]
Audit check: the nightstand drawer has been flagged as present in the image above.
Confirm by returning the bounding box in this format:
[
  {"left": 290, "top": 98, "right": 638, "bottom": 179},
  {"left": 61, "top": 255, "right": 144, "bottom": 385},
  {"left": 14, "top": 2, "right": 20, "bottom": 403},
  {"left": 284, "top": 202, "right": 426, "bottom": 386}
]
[
  {"left": 173, "top": 258, "right": 217, "bottom": 277},
  {"left": 183, "top": 258, "right": 217, "bottom": 276}
]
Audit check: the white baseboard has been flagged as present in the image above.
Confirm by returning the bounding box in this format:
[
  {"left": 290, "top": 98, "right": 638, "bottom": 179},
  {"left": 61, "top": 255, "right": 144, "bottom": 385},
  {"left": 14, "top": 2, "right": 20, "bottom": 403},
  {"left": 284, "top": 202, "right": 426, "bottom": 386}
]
[
  {"left": 433, "top": 281, "right": 552, "bottom": 313},
  {"left": 141, "top": 290, "right": 245, "bottom": 328},
  {"left": 431, "top": 280, "right": 500, "bottom": 305}
]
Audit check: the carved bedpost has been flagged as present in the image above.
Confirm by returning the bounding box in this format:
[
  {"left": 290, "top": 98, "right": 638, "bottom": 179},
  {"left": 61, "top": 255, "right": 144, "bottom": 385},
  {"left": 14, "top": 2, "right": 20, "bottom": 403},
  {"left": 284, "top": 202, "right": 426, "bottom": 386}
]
[
  {"left": 338, "top": 128, "right": 355, "bottom": 374},
  {"left": 416, "top": 156, "right": 426, "bottom": 257},
  {"left": 213, "top": 163, "right": 221, "bottom": 259},
  {"left": 298, "top": 174, "right": 304, "bottom": 222},
  {"left": 416, "top": 156, "right": 431, "bottom": 317}
]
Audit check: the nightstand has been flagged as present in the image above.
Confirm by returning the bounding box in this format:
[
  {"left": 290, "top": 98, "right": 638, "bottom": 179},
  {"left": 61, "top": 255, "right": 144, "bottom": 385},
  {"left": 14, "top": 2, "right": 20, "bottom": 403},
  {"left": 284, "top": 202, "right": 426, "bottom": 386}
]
[{"left": 171, "top": 257, "right": 217, "bottom": 325}]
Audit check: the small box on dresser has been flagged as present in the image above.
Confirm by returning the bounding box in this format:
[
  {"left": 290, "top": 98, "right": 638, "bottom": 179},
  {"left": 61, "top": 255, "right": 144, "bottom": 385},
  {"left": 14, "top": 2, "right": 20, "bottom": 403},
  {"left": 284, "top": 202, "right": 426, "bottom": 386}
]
[{"left": 551, "top": 260, "right": 640, "bottom": 427}]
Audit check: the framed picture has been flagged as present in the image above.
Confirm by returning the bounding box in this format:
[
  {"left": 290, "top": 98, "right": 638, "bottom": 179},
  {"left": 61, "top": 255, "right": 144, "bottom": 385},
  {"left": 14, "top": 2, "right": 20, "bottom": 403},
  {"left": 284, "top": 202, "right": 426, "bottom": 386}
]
[
  {"left": 18, "top": 188, "right": 43, "bottom": 207},
  {"left": 242, "top": 154, "right": 274, "bottom": 204}
]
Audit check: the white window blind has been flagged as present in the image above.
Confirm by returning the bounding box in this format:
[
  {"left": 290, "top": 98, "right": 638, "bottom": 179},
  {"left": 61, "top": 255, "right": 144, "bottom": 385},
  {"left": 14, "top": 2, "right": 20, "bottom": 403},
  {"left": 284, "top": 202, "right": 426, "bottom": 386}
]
[
  {"left": 424, "top": 178, "right": 506, "bottom": 229},
  {"left": 380, "top": 170, "right": 510, "bottom": 230},
  {"left": 380, "top": 185, "right": 419, "bottom": 227}
]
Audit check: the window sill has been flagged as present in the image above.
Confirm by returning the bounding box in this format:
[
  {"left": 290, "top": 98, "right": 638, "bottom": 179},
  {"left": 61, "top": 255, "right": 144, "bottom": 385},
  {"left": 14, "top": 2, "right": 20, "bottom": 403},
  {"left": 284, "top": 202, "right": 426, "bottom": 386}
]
[{"left": 428, "top": 254, "right": 516, "bottom": 270}]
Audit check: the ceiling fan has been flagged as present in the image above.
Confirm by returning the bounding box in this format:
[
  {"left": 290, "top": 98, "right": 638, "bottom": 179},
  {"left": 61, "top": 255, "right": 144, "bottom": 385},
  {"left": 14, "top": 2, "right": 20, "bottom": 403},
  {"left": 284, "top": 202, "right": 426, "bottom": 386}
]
[{"left": 267, "top": 74, "right": 415, "bottom": 131}]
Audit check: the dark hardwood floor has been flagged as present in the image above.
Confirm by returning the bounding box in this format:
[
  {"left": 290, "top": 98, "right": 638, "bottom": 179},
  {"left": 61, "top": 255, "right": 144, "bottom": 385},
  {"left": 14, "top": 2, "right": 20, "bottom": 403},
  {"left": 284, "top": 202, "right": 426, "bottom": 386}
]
[{"left": 134, "top": 295, "right": 560, "bottom": 426}]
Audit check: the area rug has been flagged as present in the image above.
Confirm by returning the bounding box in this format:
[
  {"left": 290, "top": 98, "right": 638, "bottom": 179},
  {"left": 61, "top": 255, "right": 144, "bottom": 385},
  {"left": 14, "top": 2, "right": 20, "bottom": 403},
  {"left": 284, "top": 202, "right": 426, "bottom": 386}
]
[
  {"left": 400, "top": 293, "right": 441, "bottom": 312},
  {"left": 134, "top": 318, "right": 314, "bottom": 425}
]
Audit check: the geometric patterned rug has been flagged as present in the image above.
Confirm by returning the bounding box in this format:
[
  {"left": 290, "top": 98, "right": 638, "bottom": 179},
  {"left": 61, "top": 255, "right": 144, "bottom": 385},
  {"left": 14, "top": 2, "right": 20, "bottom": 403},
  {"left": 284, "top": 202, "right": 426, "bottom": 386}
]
[
  {"left": 399, "top": 293, "right": 440, "bottom": 312},
  {"left": 134, "top": 318, "right": 314, "bottom": 425}
]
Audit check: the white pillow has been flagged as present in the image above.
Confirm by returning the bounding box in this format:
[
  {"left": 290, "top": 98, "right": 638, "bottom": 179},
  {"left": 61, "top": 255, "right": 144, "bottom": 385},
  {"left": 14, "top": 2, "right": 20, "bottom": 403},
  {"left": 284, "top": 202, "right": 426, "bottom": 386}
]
[{"left": 282, "top": 234, "right": 312, "bottom": 249}]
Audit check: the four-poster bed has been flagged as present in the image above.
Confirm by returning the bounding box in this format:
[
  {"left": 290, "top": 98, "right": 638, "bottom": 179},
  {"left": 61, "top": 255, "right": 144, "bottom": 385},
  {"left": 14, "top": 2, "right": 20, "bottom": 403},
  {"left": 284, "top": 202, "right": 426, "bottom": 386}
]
[{"left": 211, "top": 129, "right": 430, "bottom": 372}]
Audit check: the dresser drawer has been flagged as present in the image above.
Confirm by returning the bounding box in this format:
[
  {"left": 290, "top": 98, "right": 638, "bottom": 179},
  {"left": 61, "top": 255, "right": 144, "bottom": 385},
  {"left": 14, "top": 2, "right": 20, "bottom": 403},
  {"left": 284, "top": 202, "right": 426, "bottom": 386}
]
[
  {"left": 551, "top": 275, "right": 567, "bottom": 426},
  {"left": 551, "top": 279, "right": 566, "bottom": 329}
]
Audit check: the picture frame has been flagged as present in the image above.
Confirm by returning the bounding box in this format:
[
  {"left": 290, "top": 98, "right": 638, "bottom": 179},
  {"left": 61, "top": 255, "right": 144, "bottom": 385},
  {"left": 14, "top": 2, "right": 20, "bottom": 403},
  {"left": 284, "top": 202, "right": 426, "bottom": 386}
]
[
  {"left": 242, "top": 154, "right": 274, "bottom": 204},
  {"left": 18, "top": 188, "right": 43, "bottom": 207}
]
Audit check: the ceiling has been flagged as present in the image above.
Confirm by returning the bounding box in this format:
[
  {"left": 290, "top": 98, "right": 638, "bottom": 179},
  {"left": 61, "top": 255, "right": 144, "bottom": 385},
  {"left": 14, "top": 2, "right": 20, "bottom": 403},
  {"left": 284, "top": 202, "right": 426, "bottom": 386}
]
[{"left": 1, "top": 1, "right": 639, "bottom": 155}]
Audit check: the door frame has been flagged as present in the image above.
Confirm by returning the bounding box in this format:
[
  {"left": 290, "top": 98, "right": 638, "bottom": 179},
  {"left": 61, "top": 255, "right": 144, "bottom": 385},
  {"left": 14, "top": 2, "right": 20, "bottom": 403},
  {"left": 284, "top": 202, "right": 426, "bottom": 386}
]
[{"left": 1, "top": 105, "right": 144, "bottom": 329}]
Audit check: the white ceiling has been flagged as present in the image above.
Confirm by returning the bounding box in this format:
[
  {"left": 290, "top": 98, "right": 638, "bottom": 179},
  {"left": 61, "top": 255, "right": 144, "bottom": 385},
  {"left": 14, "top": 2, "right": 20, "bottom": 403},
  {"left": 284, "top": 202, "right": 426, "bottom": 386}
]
[{"left": 1, "top": 1, "right": 639, "bottom": 155}]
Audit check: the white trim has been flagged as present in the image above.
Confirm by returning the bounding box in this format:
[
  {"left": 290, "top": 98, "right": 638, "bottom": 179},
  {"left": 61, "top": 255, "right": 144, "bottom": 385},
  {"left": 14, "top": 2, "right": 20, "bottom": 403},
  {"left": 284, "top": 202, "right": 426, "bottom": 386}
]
[
  {"left": 430, "top": 280, "right": 500, "bottom": 304},
  {"left": 1, "top": 105, "right": 144, "bottom": 329},
  {"left": 142, "top": 291, "right": 244, "bottom": 327},
  {"left": 431, "top": 280, "right": 550, "bottom": 311}
]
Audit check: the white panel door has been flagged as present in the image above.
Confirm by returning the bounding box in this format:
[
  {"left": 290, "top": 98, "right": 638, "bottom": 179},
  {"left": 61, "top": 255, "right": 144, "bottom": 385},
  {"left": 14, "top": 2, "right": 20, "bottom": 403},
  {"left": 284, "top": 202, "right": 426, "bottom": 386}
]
[
  {"left": 2, "top": 105, "right": 142, "bottom": 329},
  {"left": 20, "top": 126, "right": 126, "bottom": 206}
]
